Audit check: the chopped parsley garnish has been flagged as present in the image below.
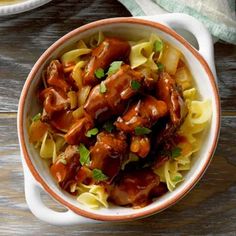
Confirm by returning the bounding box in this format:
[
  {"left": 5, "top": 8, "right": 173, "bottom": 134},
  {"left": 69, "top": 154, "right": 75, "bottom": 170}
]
[
  {"left": 131, "top": 80, "right": 141, "bottom": 90},
  {"left": 171, "top": 147, "right": 182, "bottom": 158},
  {"left": 99, "top": 81, "right": 107, "bottom": 94},
  {"left": 32, "top": 113, "right": 41, "bottom": 122},
  {"left": 134, "top": 126, "right": 152, "bottom": 135},
  {"left": 103, "top": 121, "right": 114, "bottom": 133},
  {"left": 154, "top": 40, "right": 164, "bottom": 52},
  {"left": 85, "top": 128, "right": 99, "bottom": 137},
  {"left": 157, "top": 62, "right": 164, "bottom": 72},
  {"left": 78, "top": 143, "right": 90, "bottom": 166},
  {"left": 106, "top": 61, "right": 123, "bottom": 76},
  {"left": 94, "top": 68, "right": 105, "bottom": 79},
  {"left": 92, "top": 168, "right": 108, "bottom": 181}
]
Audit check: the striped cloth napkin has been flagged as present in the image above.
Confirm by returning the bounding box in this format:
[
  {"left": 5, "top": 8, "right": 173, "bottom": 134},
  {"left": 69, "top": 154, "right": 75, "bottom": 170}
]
[{"left": 118, "top": 0, "right": 236, "bottom": 44}]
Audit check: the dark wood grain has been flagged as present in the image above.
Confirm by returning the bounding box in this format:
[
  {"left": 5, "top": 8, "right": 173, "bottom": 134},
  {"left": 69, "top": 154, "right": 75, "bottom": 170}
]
[
  {"left": 0, "top": 0, "right": 236, "bottom": 235},
  {"left": 0, "top": 116, "right": 236, "bottom": 235},
  {"left": 215, "top": 43, "right": 236, "bottom": 113}
]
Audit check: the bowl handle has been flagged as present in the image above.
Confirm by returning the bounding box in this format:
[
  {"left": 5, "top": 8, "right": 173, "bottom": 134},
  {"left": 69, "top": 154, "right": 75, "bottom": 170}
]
[
  {"left": 137, "top": 13, "right": 217, "bottom": 81},
  {"left": 23, "top": 158, "right": 96, "bottom": 225}
]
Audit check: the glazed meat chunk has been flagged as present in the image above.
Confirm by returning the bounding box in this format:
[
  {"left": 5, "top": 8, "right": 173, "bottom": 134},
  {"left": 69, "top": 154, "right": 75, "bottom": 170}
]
[
  {"left": 64, "top": 114, "right": 94, "bottom": 145},
  {"left": 39, "top": 87, "right": 70, "bottom": 120},
  {"left": 90, "top": 131, "right": 128, "bottom": 182},
  {"left": 156, "top": 72, "right": 187, "bottom": 126},
  {"left": 115, "top": 95, "right": 168, "bottom": 133},
  {"left": 50, "top": 145, "right": 81, "bottom": 192},
  {"left": 83, "top": 37, "right": 131, "bottom": 86},
  {"left": 46, "top": 60, "right": 71, "bottom": 92},
  {"left": 84, "top": 65, "right": 143, "bottom": 122},
  {"left": 110, "top": 168, "right": 161, "bottom": 207}
]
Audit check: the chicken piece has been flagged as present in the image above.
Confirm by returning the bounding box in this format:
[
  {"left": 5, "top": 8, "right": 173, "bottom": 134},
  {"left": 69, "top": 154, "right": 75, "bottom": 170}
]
[
  {"left": 64, "top": 114, "right": 94, "bottom": 145},
  {"left": 39, "top": 87, "right": 70, "bottom": 120},
  {"left": 90, "top": 131, "right": 127, "bottom": 182},
  {"left": 47, "top": 60, "right": 71, "bottom": 92},
  {"left": 115, "top": 95, "right": 168, "bottom": 133},
  {"left": 84, "top": 65, "right": 143, "bottom": 122},
  {"left": 130, "top": 136, "right": 150, "bottom": 158},
  {"left": 156, "top": 72, "right": 187, "bottom": 126},
  {"left": 83, "top": 37, "right": 131, "bottom": 86},
  {"left": 109, "top": 168, "right": 160, "bottom": 207}
]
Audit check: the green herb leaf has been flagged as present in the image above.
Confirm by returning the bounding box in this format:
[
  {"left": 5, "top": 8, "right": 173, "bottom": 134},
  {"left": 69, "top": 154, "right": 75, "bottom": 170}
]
[
  {"left": 171, "top": 147, "right": 182, "bottom": 158},
  {"left": 99, "top": 81, "right": 107, "bottom": 94},
  {"left": 94, "top": 68, "right": 105, "bottom": 79},
  {"left": 92, "top": 168, "right": 108, "bottom": 181},
  {"left": 106, "top": 61, "right": 123, "bottom": 76},
  {"left": 154, "top": 40, "right": 164, "bottom": 52},
  {"left": 173, "top": 175, "right": 183, "bottom": 182},
  {"left": 103, "top": 121, "right": 114, "bottom": 133},
  {"left": 85, "top": 128, "right": 99, "bottom": 137},
  {"left": 32, "top": 113, "right": 41, "bottom": 122},
  {"left": 78, "top": 143, "right": 90, "bottom": 166},
  {"left": 134, "top": 126, "right": 152, "bottom": 135},
  {"left": 131, "top": 80, "right": 141, "bottom": 90},
  {"left": 156, "top": 62, "right": 164, "bottom": 72}
]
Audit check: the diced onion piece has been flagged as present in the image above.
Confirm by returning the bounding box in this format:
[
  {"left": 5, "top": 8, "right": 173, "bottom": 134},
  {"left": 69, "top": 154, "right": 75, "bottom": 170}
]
[
  {"left": 160, "top": 44, "right": 181, "bottom": 75},
  {"left": 70, "top": 183, "right": 77, "bottom": 193},
  {"left": 89, "top": 31, "right": 105, "bottom": 48},
  {"left": 72, "top": 106, "right": 85, "bottom": 119},
  {"left": 29, "top": 120, "right": 48, "bottom": 143},
  {"left": 77, "top": 40, "right": 88, "bottom": 49},
  {"left": 68, "top": 91, "right": 78, "bottom": 109},
  {"left": 55, "top": 135, "right": 65, "bottom": 152},
  {"left": 175, "top": 66, "right": 192, "bottom": 90},
  {"left": 78, "top": 86, "right": 91, "bottom": 106},
  {"left": 40, "top": 133, "right": 55, "bottom": 159},
  {"left": 71, "top": 61, "right": 86, "bottom": 89}
]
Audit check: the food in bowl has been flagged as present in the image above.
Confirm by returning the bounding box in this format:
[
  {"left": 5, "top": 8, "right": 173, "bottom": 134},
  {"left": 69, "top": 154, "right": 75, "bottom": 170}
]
[{"left": 28, "top": 32, "right": 211, "bottom": 209}]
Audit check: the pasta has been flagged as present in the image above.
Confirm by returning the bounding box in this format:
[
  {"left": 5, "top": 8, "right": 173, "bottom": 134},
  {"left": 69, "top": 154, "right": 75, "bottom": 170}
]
[
  {"left": 129, "top": 33, "right": 162, "bottom": 69},
  {"left": 60, "top": 48, "right": 91, "bottom": 67},
  {"left": 29, "top": 31, "right": 212, "bottom": 209},
  {"left": 154, "top": 91, "right": 212, "bottom": 191},
  {"left": 77, "top": 184, "right": 108, "bottom": 208}
]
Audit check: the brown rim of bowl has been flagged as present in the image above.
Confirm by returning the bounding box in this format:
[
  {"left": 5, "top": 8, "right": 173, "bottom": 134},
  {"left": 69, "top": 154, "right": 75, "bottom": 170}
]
[{"left": 18, "top": 17, "right": 220, "bottom": 221}]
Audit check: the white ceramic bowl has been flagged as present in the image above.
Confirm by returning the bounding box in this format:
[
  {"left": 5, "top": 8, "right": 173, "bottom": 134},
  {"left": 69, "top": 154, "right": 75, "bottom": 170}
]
[
  {"left": 0, "top": 0, "right": 51, "bottom": 16},
  {"left": 17, "top": 14, "right": 220, "bottom": 225}
]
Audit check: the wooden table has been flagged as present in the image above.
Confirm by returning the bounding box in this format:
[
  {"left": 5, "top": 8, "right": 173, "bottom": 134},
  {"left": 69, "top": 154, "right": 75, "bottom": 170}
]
[{"left": 0, "top": 0, "right": 236, "bottom": 235}]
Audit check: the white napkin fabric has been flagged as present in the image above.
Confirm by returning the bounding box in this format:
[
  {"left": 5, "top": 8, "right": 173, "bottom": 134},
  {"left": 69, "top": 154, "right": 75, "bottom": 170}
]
[{"left": 118, "top": 0, "right": 236, "bottom": 44}]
